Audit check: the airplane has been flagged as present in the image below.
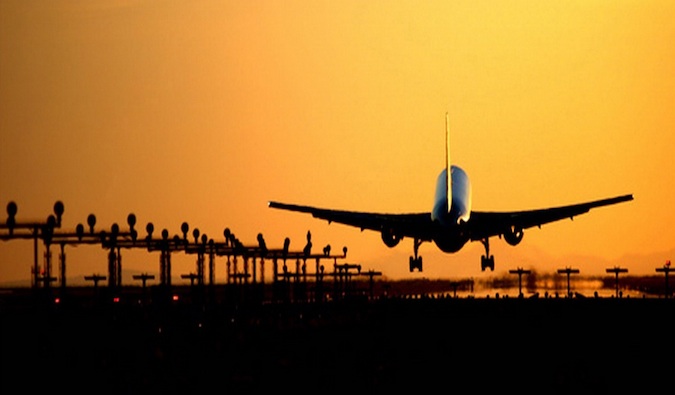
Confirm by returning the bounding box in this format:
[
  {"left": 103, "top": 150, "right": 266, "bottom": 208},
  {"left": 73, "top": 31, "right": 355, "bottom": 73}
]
[{"left": 268, "top": 114, "right": 633, "bottom": 272}]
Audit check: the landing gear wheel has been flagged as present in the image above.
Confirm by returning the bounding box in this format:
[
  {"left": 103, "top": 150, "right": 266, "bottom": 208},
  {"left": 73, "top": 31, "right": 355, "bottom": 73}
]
[
  {"left": 481, "top": 255, "right": 494, "bottom": 271},
  {"left": 408, "top": 238, "right": 424, "bottom": 272},
  {"left": 409, "top": 256, "right": 423, "bottom": 272},
  {"left": 480, "top": 238, "right": 495, "bottom": 271}
]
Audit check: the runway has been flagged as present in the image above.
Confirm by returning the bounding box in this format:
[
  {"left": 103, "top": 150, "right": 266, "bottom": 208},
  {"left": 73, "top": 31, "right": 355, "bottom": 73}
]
[{"left": 1, "top": 290, "right": 673, "bottom": 394}]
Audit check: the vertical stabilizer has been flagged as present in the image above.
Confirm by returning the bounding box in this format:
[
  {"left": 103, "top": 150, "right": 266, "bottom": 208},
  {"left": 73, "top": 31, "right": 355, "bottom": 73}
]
[{"left": 445, "top": 112, "right": 452, "bottom": 213}]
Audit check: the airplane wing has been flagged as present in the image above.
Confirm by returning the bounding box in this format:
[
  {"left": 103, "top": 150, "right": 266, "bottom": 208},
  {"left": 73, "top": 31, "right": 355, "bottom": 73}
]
[
  {"left": 268, "top": 202, "right": 435, "bottom": 241},
  {"left": 270, "top": 194, "right": 633, "bottom": 245},
  {"left": 466, "top": 194, "right": 634, "bottom": 241}
]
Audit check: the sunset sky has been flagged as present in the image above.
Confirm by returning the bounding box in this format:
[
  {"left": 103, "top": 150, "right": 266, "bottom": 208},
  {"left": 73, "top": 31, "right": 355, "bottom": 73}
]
[{"left": 1, "top": 0, "right": 674, "bottom": 285}]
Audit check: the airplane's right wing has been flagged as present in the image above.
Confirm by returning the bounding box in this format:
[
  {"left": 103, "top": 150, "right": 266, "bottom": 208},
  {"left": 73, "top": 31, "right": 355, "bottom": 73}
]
[
  {"left": 268, "top": 201, "right": 435, "bottom": 241},
  {"left": 466, "top": 194, "right": 634, "bottom": 241}
]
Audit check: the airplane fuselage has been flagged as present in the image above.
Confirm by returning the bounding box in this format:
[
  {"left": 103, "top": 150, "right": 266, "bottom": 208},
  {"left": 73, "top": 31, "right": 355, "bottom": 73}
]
[{"left": 430, "top": 165, "right": 472, "bottom": 253}]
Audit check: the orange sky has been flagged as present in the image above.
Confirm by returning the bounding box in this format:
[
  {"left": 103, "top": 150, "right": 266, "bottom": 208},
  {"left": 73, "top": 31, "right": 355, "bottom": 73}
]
[{"left": 1, "top": 0, "right": 674, "bottom": 285}]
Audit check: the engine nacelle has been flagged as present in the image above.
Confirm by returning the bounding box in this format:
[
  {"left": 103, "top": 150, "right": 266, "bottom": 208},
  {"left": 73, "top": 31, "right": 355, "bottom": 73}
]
[
  {"left": 381, "top": 228, "right": 402, "bottom": 248},
  {"left": 503, "top": 226, "right": 524, "bottom": 246}
]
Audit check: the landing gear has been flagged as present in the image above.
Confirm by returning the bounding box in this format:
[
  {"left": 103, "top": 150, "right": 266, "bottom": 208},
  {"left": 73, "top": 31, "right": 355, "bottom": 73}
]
[
  {"left": 409, "top": 238, "right": 423, "bottom": 272},
  {"left": 409, "top": 256, "right": 422, "bottom": 272},
  {"left": 480, "top": 238, "right": 494, "bottom": 271},
  {"left": 481, "top": 255, "right": 494, "bottom": 271}
]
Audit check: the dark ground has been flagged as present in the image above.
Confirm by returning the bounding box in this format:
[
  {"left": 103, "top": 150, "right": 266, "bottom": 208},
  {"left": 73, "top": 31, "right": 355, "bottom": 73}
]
[{"left": 1, "top": 287, "right": 674, "bottom": 394}]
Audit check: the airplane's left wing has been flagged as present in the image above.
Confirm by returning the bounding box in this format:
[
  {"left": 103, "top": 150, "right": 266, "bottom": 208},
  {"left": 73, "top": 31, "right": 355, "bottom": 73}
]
[
  {"left": 268, "top": 201, "right": 435, "bottom": 241},
  {"left": 466, "top": 194, "right": 634, "bottom": 241}
]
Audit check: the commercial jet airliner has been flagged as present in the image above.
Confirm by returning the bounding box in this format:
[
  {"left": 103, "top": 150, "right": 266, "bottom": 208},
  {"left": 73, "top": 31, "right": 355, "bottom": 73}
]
[{"left": 269, "top": 114, "right": 633, "bottom": 272}]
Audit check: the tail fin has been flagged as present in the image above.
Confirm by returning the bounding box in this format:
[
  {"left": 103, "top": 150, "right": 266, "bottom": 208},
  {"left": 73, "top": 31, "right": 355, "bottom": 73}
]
[{"left": 445, "top": 112, "right": 452, "bottom": 213}]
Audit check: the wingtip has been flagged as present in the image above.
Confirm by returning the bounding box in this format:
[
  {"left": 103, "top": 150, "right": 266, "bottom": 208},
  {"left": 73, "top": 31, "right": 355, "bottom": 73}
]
[{"left": 268, "top": 201, "right": 283, "bottom": 209}]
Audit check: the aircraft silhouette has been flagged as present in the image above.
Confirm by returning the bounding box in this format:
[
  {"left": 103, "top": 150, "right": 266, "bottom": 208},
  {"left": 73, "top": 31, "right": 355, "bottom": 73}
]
[{"left": 269, "top": 114, "right": 633, "bottom": 272}]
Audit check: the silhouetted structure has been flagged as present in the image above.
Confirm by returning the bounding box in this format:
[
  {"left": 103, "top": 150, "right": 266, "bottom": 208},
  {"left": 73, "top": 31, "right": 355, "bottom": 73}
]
[
  {"left": 656, "top": 261, "right": 673, "bottom": 298},
  {"left": 0, "top": 201, "right": 64, "bottom": 288},
  {"left": 0, "top": 200, "right": 355, "bottom": 305},
  {"left": 557, "top": 267, "right": 580, "bottom": 297},
  {"left": 360, "top": 269, "right": 383, "bottom": 299},
  {"left": 84, "top": 274, "right": 106, "bottom": 297},
  {"left": 606, "top": 266, "right": 628, "bottom": 298},
  {"left": 268, "top": 234, "right": 349, "bottom": 302},
  {"left": 509, "top": 267, "right": 531, "bottom": 297},
  {"left": 132, "top": 273, "right": 154, "bottom": 288}
]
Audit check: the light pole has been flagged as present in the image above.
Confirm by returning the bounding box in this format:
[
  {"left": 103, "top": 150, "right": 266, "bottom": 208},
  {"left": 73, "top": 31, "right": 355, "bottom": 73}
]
[
  {"left": 509, "top": 267, "right": 531, "bottom": 297},
  {"left": 557, "top": 267, "right": 580, "bottom": 297},
  {"left": 605, "top": 266, "right": 628, "bottom": 298},
  {"left": 656, "top": 261, "right": 673, "bottom": 298}
]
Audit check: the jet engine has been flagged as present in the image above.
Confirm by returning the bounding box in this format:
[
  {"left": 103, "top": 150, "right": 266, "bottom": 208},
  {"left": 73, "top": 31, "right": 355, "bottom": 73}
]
[
  {"left": 381, "top": 228, "right": 402, "bottom": 248},
  {"left": 503, "top": 226, "right": 524, "bottom": 246}
]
